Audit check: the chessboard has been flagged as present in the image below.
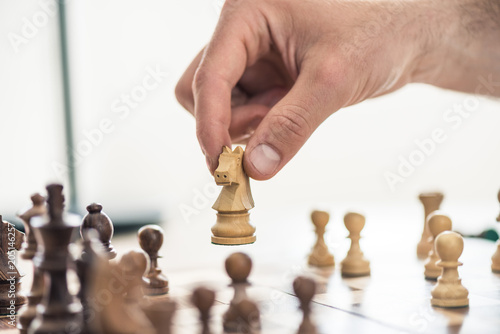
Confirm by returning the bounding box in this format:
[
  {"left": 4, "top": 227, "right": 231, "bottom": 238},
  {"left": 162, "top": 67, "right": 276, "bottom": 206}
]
[{"left": 1, "top": 192, "right": 499, "bottom": 334}]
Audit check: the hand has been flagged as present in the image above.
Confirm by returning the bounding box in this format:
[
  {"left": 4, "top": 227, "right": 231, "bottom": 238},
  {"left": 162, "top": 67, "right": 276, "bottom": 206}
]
[{"left": 175, "top": 0, "right": 497, "bottom": 180}]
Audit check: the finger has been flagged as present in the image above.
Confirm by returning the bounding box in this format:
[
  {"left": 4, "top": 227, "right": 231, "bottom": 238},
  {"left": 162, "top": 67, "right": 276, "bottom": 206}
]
[
  {"left": 193, "top": 8, "right": 270, "bottom": 172},
  {"left": 175, "top": 48, "right": 205, "bottom": 114},
  {"left": 244, "top": 65, "right": 343, "bottom": 180}
]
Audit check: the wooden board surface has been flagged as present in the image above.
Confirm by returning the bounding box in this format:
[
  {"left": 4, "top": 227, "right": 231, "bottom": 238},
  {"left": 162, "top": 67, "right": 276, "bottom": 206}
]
[{"left": 1, "top": 205, "right": 499, "bottom": 333}]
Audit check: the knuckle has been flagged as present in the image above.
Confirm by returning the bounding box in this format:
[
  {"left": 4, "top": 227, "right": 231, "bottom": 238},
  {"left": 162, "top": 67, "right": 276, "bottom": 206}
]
[
  {"left": 192, "top": 67, "right": 210, "bottom": 93},
  {"left": 269, "top": 104, "right": 312, "bottom": 144}
]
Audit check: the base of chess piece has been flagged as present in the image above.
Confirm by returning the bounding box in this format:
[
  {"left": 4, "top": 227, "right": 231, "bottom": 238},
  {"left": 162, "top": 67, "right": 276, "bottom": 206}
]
[
  {"left": 143, "top": 270, "right": 169, "bottom": 296},
  {"left": 211, "top": 212, "right": 256, "bottom": 245},
  {"left": 431, "top": 278, "right": 469, "bottom": 308},
  {"left": 340, "top": 257, "right": 370, "bottom": 277},
  {"left": 308, "top": 248, "right": 334, "bottom": 267},
  {"left": 0, "top": 279, "right": 27, "bottom": 315},
  {"left": 491, "top": 241, "right": 500, "bottom": 273}
]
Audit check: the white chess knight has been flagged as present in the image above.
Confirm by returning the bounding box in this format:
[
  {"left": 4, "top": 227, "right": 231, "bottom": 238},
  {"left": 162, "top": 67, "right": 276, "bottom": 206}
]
[
  {"left": 431, "top": 231, "right": 469, "bottom": 308},
  {"left": 341, "top": 212, "right": 370, "bottom": 277}
]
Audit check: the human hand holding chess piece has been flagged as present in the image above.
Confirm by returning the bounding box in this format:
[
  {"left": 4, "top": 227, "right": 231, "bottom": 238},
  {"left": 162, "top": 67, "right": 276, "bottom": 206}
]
[{"left": 176, "top": 0, "right": 500, "bottom": 180}]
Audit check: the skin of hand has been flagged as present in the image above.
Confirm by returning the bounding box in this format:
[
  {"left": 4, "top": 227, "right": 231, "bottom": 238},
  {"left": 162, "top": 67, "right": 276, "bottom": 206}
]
[{"left": 175, "top": 0, "right": 500, "bottom": 180}]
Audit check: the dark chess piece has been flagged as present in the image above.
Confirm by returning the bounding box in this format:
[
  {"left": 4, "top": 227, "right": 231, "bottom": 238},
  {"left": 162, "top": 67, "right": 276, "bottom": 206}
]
[
  {"left": 17, "top": 194, "right": 46, "bottom": 333},
  {"left": 138, "top": 224, "right": 169, "bottom": 295},
  {"left": 0, "top": 215, "right": 27, "bottom": 315},
  {"left": 293, "top": 276, "right": 318, "bottom": 334},
  {"left": 81, "top": 203, "right": 116, "bottom": 260},
  {"left": 28, "top": 184, "right": 83, "bottom": 334},
  {"left": 76, "top": 229, "right": 106, "bottom": 334},
  {"left": 141, "top": 297, "right": 177, "bottom": 334},
  {"left": 233, "top": 298, "right": 260, "bottom": 334},
  {"left": 191, "top": 287, "right": 215, "bottom": 334},
  {"left": 118, "top": 250, "right": 155, "bottom": 334},
  {"left": 223, "top": 252, "right": 260, "bottom": 332}
]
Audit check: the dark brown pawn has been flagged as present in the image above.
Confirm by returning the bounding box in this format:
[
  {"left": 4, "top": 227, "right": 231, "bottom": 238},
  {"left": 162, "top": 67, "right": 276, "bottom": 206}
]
[
  {"left": 0, "top": 215, "right": 26, "bottom": 315},
  {"left": 29, "top": 183, "right": 83, "bottom": 334},
  {"left": 76, "top": 230, "right": 105, "bottom": 334},
  {"left": 293, "top": 276, "right": 317, "bottom": 334},
  {"left": 19, "top": 194, "right": 45, "bottom": 259},
  {"left": 17, "top": 194, "right": 46, "bottom": 333},
  {"left": 81, "top": 203, "right": 116, "bottom": 260},
  {"left": 141, "top": 298, "right": 176, "bottom": 334},
  {"left": 118, "top": 250, "right": 155, "bottom": 334},
  {"left": 233, "top": 298, "right": 260, "bottom": 334},
  {"left": 223, "top": 252, "right": 260, "bottom": 332},
  {"left": 192, "top": 287, "right": 215, "bottom": 334},
  {"left": 138, "top": 224, "right": 169, "bottom": 295}
]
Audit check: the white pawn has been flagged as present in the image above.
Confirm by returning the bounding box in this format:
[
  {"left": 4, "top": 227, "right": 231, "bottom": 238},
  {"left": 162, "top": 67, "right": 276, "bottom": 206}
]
[
  {"left": 431, "top": 231, "right": 469, "bottom": 308},
  {"left": 341, "top": 212, "right": 370, "bottom": 277},
  {"left": 424, "top": 212, "right": 452, "bottom": 280}
]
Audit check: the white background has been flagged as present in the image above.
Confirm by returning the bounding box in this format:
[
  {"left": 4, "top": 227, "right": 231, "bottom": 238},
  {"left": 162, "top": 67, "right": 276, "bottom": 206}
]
[{"left": 1, "top": 0, "right": 499, "bottom": 235}]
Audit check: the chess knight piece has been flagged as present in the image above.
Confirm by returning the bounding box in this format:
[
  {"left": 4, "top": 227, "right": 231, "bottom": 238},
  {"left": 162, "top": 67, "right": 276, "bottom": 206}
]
[
  {"left": 211, "top": 146, "right": 256, "bottom": 245},
  {"left": 0, "top": 215, "right": 27, "bottom": 315}
]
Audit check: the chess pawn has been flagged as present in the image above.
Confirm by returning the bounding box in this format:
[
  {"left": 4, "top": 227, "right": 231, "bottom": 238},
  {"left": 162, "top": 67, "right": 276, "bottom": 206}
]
[
  {"left": 497, "top": 189, "right": 500, "bottom": 222},
  {"left": 341, "top": 212, "right": 370, "bottom": 277},
  {"left": 417, "top": 192, "right": 444, "bottom": 259},
  {"left": 233, "top": 298, "right": 260, "bottom": 334},
  {"left": 431, "top": 231, "right": 469, "bottom": 308},
  {"left": 0, "top": 216, "right": 27, "bottom": 315},
  {"left": 308, "top": 211, "right": 334, "bottom": 267},
  {"left": 293, "top": 276, "right": 318, "bottom": 334},
  {"left": 424, "top": 212, "right": 452, "bottom": 280},
  {"left": 141, "top": 298, "right": 177, "bottom": 334},
  {"left": 191, "top": 287, "right": 215, "bottom": 334},
  {"left": 119, "top": 250, "right": 156, "bottom": 334},
  {"left": 491, "top": 242, "right": 500, "bottom": 273},
  {"left": 138, "top": 224, "right": 169, "bottom": 295},
  {"left": 81, "top": 203, "right": 116, "bottom": 260},
  {"left": 223, "top": 252, "right": 260, "bottom": 332},
  {"left": 19, "top": 194, "right": 46, "bottom": 259},
  {"left": 76, "top": 229, "right": 106, "bottom": 334},
  {"left": 17, "top": 194, "right": 46, "bottom": 334}
]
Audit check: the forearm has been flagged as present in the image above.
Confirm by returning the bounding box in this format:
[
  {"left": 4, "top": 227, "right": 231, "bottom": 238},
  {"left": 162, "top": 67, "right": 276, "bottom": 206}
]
[{"left": 412, "top": 0, "right": 500, "bottom": 96}]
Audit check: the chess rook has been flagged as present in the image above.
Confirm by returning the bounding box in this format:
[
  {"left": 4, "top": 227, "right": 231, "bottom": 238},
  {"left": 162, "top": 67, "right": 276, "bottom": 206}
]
[
  {"left": 341, "top": 212, "right": 370, "bottom": 277},
  {"left": 424, "top": 212, "right": 452, "bottom": 280},
  {"left": 211, "top": 146, "right": 256, "bottom": 245},
  {"left": 29, "top": 184, "right": 83, "bottom": 334},
  {"left": 293, "top": 276, "right": 318, "bottom": 334},
  {"left": 308, "top": 211, "right": 334, "bottom": 267},
  {"left": 0, "top": 215, "right": 26, "bottom": 315},
  {"left": 417, "top": 192, "right": 444, "bottom": 259},
  {"left": 81, "top": 203, "right": 116, "bottom": 260},
  {"left": 17, "top": 194, "right": 46, "bottom": 334},
  {"left": 431, "top": 231, "right": 469, "bottom": 308},
  {"left": 138, "top": 224, "right": 169, "bottom": 295}
]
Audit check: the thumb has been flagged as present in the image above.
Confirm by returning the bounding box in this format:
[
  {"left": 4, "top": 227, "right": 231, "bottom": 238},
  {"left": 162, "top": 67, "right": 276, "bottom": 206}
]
[{"left": 244, "top": 71, "right": 338, "bottom": 180}]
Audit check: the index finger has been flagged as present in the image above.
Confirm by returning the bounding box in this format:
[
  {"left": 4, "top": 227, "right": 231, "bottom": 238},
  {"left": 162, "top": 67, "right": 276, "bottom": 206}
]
[{"left": 193, "top": 7, "right": 269, "bottom": 172}]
